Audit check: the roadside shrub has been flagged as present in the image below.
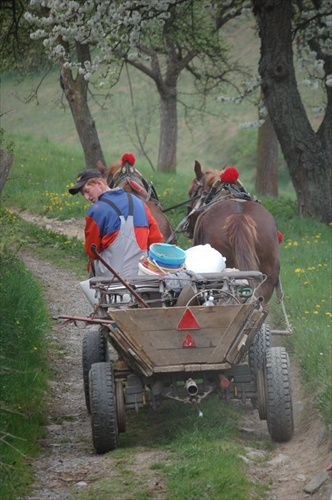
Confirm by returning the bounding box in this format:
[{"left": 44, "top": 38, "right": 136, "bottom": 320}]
[{"left": 0, "top": 252, "right": 50, "bottom": 499}]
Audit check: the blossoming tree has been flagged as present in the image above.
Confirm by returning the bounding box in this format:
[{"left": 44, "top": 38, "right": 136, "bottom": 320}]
[{"left": 25, "top": 0, "right": 248, "bottom": 172}]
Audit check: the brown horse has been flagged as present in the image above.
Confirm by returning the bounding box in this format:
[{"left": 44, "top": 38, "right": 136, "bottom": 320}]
[
  {"left": 186, "top": 161, "right": 282, "bottom": 304},
  {"left": 96, "top": 156, "right": 176, "bottom": 244}
]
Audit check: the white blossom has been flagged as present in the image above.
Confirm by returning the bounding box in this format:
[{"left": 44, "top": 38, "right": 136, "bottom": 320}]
[
  {"left": 24, "top": 0, "right": 178, "bottom": 76},
  {"left": 240, "top": 119, "right": 265, "bottom": 129}
]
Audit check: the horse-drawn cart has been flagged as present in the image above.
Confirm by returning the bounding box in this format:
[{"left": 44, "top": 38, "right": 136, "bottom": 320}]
[{"left": 55, "top": 267, "right": 294, "bottom": 454}]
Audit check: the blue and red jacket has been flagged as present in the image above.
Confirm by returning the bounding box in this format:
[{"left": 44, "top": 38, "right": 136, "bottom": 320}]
[{"left": 84, "top": 188, "right": 163, "bottom": 261}]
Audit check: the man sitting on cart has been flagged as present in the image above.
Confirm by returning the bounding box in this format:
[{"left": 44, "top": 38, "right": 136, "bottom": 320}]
[{"left": 69, "top": 169, "right": 163, "bottom": 277}]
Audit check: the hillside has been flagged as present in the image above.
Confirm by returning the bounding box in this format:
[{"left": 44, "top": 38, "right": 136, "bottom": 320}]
[
  {"left": 1, "top": 18, "right": 261, "bottom": 174},
  {"left": 1, "top": 16, "right": 323, "bottom": 181}
]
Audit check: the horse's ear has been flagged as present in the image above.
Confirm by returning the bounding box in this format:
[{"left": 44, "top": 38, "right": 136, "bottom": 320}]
[
  {"left": 109, "top": 159, "right": 122, "bottom": 177},
  {"left": 96, "top": 160, "right": 108, "bottom": 176},
  {"left": 194, "top": 160, "right": 203, "bottom": 180}
]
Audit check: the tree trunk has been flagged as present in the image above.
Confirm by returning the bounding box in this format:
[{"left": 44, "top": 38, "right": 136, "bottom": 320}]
[
  {"left": 254, "top": 0, "right": 332, "bottom": 224},
  {"left": 256, "top": 111, "right": 279, "bottom": 196},
  {"left": 60, "top": 42, "right": 106, "bottom": 170},
  {"left": 0, "top": 149, "right": 13, "bottom": 196},
  {"left": 158, "top": 91, "right": 177, "bottom": 173},
  {"left": 125, "top": 38, "right": 196, "bottom": 174}
]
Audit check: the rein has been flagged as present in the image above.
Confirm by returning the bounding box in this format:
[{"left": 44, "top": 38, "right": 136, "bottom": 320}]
[
  {"left": 163, "top": 174, "right": 207, "bottom": 213},
  {"left": 174, "top": 191, "right": 228, "bottom": 234},
  {"left": 162, "top": 193, "right": 202, "bottom": 213},
  {"left": 175, "top": 176, "right": 255, "bottom": 234}
]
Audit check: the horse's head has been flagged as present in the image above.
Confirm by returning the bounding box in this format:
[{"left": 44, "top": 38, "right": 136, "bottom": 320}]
[
  {"left": 95, "top": 159, "right": 121, "bottom": 186},
  {"left": 96, "top": 154, "right": 158, "bottom": 202},
  {"left": 185, "top": 160, "right": 221, "bottom": 238}
]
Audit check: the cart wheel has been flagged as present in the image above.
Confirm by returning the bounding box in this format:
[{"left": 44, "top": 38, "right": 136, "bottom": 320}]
[
  {"left": 265, "top": 347, "right": 294, "bottom": 443},
  {"left": 116, "top": 380, "right": 126, "bottom": 433},
  {"left": 256, "top": 369, "right": 267, "bottom": 420},
  {"left": 89, "top": 362, "right": 118, "bottom": 454},
  {"left": 249, "top": 323, "right": 271, "bottom": 409},
  {"left": 249, "top": 323, "right": 271, "bottom": 374},
  {"left": 82, "top": 329, "right": 109, "bottom": 413}
]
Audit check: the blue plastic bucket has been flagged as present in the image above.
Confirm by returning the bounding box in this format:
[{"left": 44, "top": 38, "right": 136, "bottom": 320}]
[{"left": 149, "top": 243, "right": 186, "bottom": 269}]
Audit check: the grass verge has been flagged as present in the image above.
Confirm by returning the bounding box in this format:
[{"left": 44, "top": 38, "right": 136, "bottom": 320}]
[
  {"left": 266, "top": 200, "right": 332, "bottom": 427},
  {"left": 77, "top": 398, "right": 268, "bottom": 500},
  {"left": 0, "top": 251, "right": 50, "bottom": 499}
]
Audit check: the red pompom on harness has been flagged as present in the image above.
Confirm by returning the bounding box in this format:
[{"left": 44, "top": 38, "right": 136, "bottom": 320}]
[
  {"left": 220, "top": 167, "right": 239, "bottom": 183},
  {"left": 277, "top": 230, "right": 284, "bottom": 244},
  {"left": 121, "top": 153, "right": 136, "bottom": 166}
]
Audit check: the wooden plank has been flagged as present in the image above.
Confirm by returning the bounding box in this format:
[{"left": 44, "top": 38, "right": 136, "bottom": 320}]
[
  {"left": 110, "top": 305, "right": 243, "bottom": 333},
  {"left": 156, "top": 346, "right": 216, "bottom": 365},
  {"left": 226, "top": 308, "right": 268, "bottom": 365},
  {"left": 106, "top": 324, "right": 155, "bottom": 376},
  {"left": 207, "top": 304, "right": 253, "bottom": 364},
  {"left": 132, "top": 328, "right": 222, "bottom": 349},
  {"left": 187, "top": 306, "right": 241, "bottom": 329},
  {"left": 153, "top": 362, "right": 231, "bottom": 373},
  {"left": 110, "top": 304, "right": 255, "bottom": 369},
  {"left": 110, "top": 307, "right": 184, "bottom": 331}
]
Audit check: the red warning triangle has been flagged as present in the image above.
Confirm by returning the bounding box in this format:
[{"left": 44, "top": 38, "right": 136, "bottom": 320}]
[
  {"left": 177, "top": 308, "right": 200, "bottom": 330},
  {"left": 182, "top": 334, "right": 196, "bottom": 348}
]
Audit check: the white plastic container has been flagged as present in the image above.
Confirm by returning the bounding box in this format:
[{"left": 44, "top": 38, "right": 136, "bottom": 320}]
[
  {"left": 138, "top": 258, "right": 162, "bottom": 276},
  {"left": 185, "top": 244, "right": 226, "bottom": 273},
  {"left": 138, "top": 256, "right": 184, "bottom": 276}
]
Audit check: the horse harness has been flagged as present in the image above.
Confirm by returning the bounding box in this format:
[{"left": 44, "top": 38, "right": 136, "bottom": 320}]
[
  {"left": 176, "top": 177, "right": 258, "bottom": 234},
  {"left": 109, "top": 161, "right": 177, "bottom": 244},
  {"left": 109, "top": 162, "right": 159, "bottom": 204}
]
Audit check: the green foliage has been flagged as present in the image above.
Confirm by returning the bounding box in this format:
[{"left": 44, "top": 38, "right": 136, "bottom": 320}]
[
  {"left": 0, "top": 128, "right": 14, "bottom": 156},
  {"left": 1, "top": 67, "right": 264, "bottom": 176},
  {"left": 0, "top": 0, "right": 51, "bottom": 73},
  {"left": 80, "top": 398, "right": 267, "bottom": 499},
  {"left": 224, "top": 129, "right": 293, "bottom": 192},
  {"left": 0, "top": 253, "right": 50, "bottom": 499},
  {"left": 159, "top": 400, "right": 266, "bottom": 500},
  {"left": 0, "top": 207, "right": 87, "bottom": 278},
  {"left": 266, "top": 201, "right": 332, "bottom": 426},
  {"left": 2, "top": 134, "right": 88, "bottom": 218}
]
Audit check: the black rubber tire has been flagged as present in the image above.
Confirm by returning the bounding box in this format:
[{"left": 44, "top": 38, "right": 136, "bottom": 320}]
[
  {"left": 82, "top": 330, "right": 109, "bottom": 413},
  {"left": 265, "top": 347, "right": 294, "bottom": 443},
  {"left": 89, "top": 362, "right": 118, "bottom": 454},
  {"left": 249, "top": 324, "right": 271, "bottom": 410},
  {"left": 249, "top": 323, "right": 271, "bottom": 375}
]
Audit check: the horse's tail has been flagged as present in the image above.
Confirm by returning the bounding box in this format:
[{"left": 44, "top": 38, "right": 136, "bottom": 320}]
[{"left": 225, "top": 214, "right": 260, "bottom": 271}]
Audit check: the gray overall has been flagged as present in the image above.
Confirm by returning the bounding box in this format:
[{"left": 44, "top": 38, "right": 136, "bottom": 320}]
[{"left": 94, "top": 194, "right": 147, "bottom": 278}]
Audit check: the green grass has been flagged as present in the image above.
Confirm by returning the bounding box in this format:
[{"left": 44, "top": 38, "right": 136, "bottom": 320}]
[
  {"left": 0, "top": 66, "right": 299, "bottom": 194},
  {"left": 0, "top": 208, "right": 87, "bottom": 278},
  {"left": 157, "top": 401, "right": 266, "bottom": 500},
  {"left": 77, "top": 398, "right": 268, "bottom": 499},
  {"left": 0, "top": 251, "right": 50, "bottom": 499},
  {"left": 268, "top": 206, "right": 332, "bottom": 425}
]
